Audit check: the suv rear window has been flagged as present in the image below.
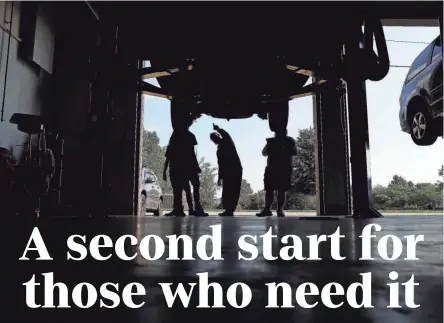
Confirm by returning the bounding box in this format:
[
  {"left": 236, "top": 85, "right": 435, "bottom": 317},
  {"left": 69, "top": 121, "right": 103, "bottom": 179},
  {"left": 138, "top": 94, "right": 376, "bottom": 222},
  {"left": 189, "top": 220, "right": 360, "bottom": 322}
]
[{"left": 405, "top": 43, "right": 432, "bottom": 83}]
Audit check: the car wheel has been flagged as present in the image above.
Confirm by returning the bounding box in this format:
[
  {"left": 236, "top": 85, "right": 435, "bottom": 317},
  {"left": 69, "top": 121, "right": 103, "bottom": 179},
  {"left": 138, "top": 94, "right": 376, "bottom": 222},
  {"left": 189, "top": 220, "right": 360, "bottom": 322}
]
[
  {"left": 268, "top": 100, "right": 289, "bottom": 133},
  {"left": 154, "top": 200, "right": 163, "bottom": 216},
  {"left": 171, "top": 100, "right": 193, "bottom": 131},
  {"left": 409, "top": 103, "right": 438, "bottom": 146},
  {"left": 140, "top": 194, "right": 147, "bottom": 216}
]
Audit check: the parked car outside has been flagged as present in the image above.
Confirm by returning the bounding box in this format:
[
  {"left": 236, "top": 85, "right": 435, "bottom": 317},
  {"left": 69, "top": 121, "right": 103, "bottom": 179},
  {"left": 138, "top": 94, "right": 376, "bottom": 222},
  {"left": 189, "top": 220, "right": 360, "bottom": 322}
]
[
  {"left": 140, "top": 168, "right": 163, "bottom": 216},
  {"left": 399, "top": 35, "right": 443, "bottom": 146}
]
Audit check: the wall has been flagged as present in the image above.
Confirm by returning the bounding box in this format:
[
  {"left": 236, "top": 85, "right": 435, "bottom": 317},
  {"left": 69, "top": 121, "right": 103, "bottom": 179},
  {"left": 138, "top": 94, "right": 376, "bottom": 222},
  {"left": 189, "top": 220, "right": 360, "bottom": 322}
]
[
  {"left": 0, "top": 2, "right": 142, "bottom": 215},
  {"left": 0, "top": 1, "right": 100, "bottom": 213},
  {"left": 50, "top": 9, "right": 140, "bottom": 215},
  {"left": 48, "top": 4, "right": 99, "bottom": 213},
  {"left": 0, "top": 2, "right": 53, "bottom": 161}
]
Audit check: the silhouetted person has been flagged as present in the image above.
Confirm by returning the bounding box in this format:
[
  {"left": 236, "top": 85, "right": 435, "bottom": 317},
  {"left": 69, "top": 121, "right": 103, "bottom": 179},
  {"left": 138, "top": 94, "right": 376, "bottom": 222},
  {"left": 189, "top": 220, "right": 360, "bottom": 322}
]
[
  {"left": 257, "top": 129, "right": 297, "bottom": 217},
  {"left": 210, "top": 124, "right": 243, "bottom": 216},
  {"left": 163, "top": 117, "right": 207, "bottom": 217}
]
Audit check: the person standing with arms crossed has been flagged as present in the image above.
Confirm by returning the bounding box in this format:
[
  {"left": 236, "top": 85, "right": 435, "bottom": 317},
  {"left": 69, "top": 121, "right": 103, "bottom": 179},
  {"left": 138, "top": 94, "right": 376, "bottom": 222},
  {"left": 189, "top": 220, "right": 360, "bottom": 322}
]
[
  {"left": 210, "top": 124, "right": 243, "bottom": 216},
  {"left": 256, "top": 129, "right": 297, "bottom": 217}
]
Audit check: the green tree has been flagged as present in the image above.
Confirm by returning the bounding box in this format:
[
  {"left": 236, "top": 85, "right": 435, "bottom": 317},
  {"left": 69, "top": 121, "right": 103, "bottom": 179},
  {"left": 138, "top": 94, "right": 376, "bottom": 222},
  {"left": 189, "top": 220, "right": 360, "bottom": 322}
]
[
  {"left": 411, "top": 183, "right": 442, "bottom": 209},
  {"left": 437, "top": 165, "right": 444, "bottom": 190},
  {"left": 292, "top": 127, "right": 315, "bottom": 195},
  {"left": 386, "top": 175, "right": 412, "bottom": 208},
  {"left": 388, "top": 175, "right": 408, "bottom": 188},
  {"left": 247, "top": 190, "right": 266, "bottom": 210},
  {"left": 373, "top": 184, "right": 388, "bottom": 195},
  {"left": 198, "top": 157, "right": 219, "bottom": 209},
  {"left": 286, "top": 193, "right": 316, "bottom": 210},
  {"left": 373, "top": 184, "right": 391, "bottom": 209},
  {"left": 373, "top": 174, "right": 443, "bottom": 210},
  {"left": 141, "top": 130, "right": 171, "bottom": 192},
  {"left": 238, "top": 179, "right": 254, "bottom": 209}
]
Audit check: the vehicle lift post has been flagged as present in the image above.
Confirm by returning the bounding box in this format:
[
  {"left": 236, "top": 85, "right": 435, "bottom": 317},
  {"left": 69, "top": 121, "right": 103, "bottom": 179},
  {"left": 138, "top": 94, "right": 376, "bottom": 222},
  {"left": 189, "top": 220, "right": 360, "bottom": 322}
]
[
  {"left": 344, "top": 18, "right": 382, "bottom": 218},
  {"left": 313, "top": 83, "right": 352, "bottom": 216},
  {"left": 313, "top": 16, "right": 384, "bottom": 218}
]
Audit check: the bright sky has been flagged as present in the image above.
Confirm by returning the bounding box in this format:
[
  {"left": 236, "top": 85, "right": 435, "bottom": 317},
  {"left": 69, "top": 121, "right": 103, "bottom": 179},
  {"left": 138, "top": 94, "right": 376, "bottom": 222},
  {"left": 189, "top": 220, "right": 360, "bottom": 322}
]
[{"left": 143, "top": 26, "right": 444, "bottom": 193}]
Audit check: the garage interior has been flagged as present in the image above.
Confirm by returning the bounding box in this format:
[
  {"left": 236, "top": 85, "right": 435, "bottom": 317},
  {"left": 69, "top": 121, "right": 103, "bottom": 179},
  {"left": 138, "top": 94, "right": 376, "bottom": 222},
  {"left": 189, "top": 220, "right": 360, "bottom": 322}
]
[
  {"left": 0, "top": 1, "right": 441, "bottom": 219},
  {"left": 3, "top": 2, "right": 443, "bottom": 321}
]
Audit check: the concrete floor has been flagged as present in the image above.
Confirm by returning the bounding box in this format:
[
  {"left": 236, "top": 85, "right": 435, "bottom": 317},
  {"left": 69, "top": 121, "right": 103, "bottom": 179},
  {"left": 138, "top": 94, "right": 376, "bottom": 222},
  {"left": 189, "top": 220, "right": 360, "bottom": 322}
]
[
  {"left": 158, "top": 210, "right": 442, "bottom": 216},
  {"left": 12, "top": 215, "right": 443, "bottom": 323}
]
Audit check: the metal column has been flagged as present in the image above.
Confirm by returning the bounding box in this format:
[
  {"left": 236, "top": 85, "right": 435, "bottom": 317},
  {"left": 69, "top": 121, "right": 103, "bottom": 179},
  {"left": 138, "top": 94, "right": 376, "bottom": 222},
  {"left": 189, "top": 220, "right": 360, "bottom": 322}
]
[
  {"left": 134, "top": 60, "right": 144, "bottom": 216},
  {"left": 313, "top": 85, "right": 351, "bottom": 216},
  {"left": 104, "top": 19, "right": 141, "bottom": 215},
  {"left": 344, "top": 19, "right": 382, "bottom": 218},
  {"left": 85, "top": 17, "right": 118, "bottom": 217}
]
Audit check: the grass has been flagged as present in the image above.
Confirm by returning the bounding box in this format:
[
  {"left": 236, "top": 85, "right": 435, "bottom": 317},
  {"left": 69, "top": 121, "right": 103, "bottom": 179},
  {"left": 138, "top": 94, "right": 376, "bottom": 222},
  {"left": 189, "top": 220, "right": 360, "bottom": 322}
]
[{"left": 380, "top": 209, "right": 443, "bottom": 214}]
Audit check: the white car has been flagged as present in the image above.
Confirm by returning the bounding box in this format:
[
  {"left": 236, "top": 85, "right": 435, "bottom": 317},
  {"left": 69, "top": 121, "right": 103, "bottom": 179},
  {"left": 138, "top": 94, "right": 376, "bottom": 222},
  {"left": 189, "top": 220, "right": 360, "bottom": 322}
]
[{"left": 140, "top": 168, "right": 163, "bottom": 216}]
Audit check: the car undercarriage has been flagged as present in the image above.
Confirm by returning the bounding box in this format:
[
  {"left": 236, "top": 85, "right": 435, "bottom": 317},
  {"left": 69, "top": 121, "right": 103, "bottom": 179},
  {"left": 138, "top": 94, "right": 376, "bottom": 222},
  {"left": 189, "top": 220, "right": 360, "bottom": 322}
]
[{"left": 118, "top": 3, "right": 402, "bottom": 131}]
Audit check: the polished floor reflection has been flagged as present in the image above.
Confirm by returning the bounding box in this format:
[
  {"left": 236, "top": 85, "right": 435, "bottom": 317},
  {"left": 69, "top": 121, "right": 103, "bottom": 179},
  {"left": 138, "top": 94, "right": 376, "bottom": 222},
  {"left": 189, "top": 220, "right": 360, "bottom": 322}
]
[{"left": 13, "top": 215, "right": 443, "bottom": 323}]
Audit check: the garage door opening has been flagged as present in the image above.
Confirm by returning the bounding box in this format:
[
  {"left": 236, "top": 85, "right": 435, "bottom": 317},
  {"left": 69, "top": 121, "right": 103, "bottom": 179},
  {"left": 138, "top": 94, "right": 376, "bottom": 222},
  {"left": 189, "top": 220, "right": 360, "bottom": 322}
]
[{"left": 139, "top": 60, "right": 317, "bottom": 217}]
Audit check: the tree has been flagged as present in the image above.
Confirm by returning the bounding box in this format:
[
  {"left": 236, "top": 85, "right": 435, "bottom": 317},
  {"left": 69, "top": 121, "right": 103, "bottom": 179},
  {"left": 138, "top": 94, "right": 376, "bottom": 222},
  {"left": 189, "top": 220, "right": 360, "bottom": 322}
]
[
  {"left": 286, "top": 193, "right": 316, "bottom": 210},
  {"left": 411, "top": 183, "right": 442, "bottom": 209},
  {"left": 141, "top": 130, "right": 171, "bottom": 192},
  {"left": 373, "top": 174, "right": 443, "bottom": 210},
  {"left": 238, "top": 179, "right": 253, "bottom": 209},
  {"left": 386, "top": 175, "right": 411, "bottom": 208},
  {"left": 247, "top": 190, "right": 266, "bottom": 210},
  {"left": 198, "top": 157, "right": 219, "bottom": 209},
  {"left": 292, "top": 127, "right": 316, "bottom": 195},
  {"left": 373, "top": 184, "right": 388, "bottom": 195},
  {"left": 437, "top": 165, "right": 444, "bottom": 190},
  {"left": 388, "top": 175, "right": 408, "bottom": 188},
  {"left": 373, "top": 184, "right": 391, "bottom": 209}
]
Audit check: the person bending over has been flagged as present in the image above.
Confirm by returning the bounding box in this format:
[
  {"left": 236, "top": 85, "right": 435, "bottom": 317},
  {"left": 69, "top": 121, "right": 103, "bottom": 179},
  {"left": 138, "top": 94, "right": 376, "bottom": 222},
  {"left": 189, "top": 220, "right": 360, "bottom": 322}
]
[{"left": 210, "top": 124, "right": 243, "bottom": 216}]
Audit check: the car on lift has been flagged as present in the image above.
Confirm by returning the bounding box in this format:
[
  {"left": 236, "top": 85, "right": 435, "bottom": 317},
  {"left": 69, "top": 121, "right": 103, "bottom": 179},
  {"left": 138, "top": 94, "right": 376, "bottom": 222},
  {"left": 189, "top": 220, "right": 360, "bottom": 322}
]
[
  {"left": 399, "top": 35, "right": 443, "bottom": 146},
  {"left": 140, "top": 168, "right": 163, "bottom": 216},
  {"left": 128, "top": 5, "right": 391, "bottom": 135}
]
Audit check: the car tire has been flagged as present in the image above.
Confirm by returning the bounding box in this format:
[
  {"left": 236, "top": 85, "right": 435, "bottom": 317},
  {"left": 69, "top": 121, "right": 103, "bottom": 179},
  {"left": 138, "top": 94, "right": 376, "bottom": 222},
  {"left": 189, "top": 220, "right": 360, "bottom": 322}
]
[
  {"left": 154, "top": 200, "right": 163, "bottom": 216},
  {"left": 268, "top": 100, "right": 289, "bottom": 133},
  {"left": 171, "top": 100, "right": 193, "bottom": 131},
  {"left": 140, "top": 194, "right": 147, "bottom": 216},
  {"left": 409, "top": 102, "right": 438, "bottom": 146}
]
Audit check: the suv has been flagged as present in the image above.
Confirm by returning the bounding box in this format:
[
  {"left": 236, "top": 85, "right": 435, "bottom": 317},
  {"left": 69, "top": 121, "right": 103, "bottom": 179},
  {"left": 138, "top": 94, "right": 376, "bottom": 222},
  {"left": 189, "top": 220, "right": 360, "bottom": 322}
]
[
  {"left": 399, "top": 36, "right": 443, "bottom": 146},
  {"left": 140, "top": 168, "right": 163, "bottom": 216}
]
